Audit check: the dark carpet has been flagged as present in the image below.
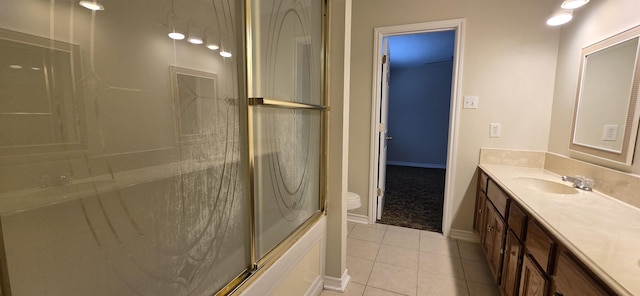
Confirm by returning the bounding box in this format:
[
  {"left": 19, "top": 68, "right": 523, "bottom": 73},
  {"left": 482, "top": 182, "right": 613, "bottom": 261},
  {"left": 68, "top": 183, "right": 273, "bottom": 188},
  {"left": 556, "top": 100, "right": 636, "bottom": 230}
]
[{"left": 379, "top": 165, "right": 445, "bottom": 233}]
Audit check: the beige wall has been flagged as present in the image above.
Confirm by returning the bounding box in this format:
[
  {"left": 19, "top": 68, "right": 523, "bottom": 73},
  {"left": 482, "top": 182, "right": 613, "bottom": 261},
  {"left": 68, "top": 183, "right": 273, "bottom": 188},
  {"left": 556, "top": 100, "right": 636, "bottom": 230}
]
[
  {"left": 325, "top": 0, "right": 350, "bottom": 280},
  {"left": 348, "top": 0, "right": 561, "bottom": 232},
  {"left": 548, "top": 0, "right": 640, "bottom": 174}
]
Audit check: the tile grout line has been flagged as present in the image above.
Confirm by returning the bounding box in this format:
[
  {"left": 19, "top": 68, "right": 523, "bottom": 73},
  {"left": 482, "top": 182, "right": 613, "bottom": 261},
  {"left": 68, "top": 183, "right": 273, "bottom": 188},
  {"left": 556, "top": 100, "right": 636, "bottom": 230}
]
[
  {"left": 363, "top": 228, "right": 383, "bottom": 292},
  {"left": 456, "top": 238, "right": 474, "bottom": 296}
]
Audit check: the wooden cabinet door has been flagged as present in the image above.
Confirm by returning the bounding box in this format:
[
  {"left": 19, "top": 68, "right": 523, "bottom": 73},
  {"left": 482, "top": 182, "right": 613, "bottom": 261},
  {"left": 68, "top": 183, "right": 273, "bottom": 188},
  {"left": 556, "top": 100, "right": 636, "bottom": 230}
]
[
  {"left": 519, "top": 255, "right": 549, "bottom": 296},
  {"left": 475, "top": 191, "right": 487, "bottom": 241},
  {"left": 501, "top": 231, "right": 523, "bottom": 296},
  {"left": 552, "top": 252, "right": 610, "bottom": 296},
  {"left": 483, "top": 202, "right": 506, "bottom": 283}
]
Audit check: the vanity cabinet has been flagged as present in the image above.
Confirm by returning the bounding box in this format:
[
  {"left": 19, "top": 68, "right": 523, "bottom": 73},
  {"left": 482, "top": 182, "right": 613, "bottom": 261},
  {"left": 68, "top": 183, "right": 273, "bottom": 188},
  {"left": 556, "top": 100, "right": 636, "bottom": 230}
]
[{"left": 475, "top": 168, "right": 616, "bottom": 296}]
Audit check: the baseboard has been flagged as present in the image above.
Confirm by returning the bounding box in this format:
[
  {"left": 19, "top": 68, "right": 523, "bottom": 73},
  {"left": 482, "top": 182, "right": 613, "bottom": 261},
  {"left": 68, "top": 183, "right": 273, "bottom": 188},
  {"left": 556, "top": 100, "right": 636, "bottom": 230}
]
[
  {"left": 449, "top": 228, "right": 480, "bottom": 243},
  {"left": 347, "top": 213, "right": 369, "bottom": 224},
  {"left": 305, "top": 275, "right": 324, "bottom": 296},
  {"left": 386, "top": 161, "right": 446, "bottom": 169},
  {"left": 323, "top": 269, "right": 351, "bottom": 292}
]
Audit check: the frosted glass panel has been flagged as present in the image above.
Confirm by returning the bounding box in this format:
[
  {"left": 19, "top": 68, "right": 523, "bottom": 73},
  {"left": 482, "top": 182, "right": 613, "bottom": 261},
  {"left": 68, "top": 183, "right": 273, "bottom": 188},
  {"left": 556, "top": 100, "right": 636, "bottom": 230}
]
[
  {"left": 249, "top": 0, "right": 323, "bottom": 105},
  {"left": 254, "top": 107, "right": 321, "bottom": 259},
  {"left": 0, "top": 0, "right": 249, "bottom": 295}
]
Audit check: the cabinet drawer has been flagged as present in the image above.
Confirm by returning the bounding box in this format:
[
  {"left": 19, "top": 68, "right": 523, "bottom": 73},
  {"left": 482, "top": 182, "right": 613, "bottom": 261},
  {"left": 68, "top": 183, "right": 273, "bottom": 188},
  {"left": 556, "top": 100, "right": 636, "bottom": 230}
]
[
  {"left": 479, "top": 171, "right": 489, "bottom": 194},
  {"left": 508, "top": 202, "right": 527, "bottom": 241},
  {"left": 526, "top": 221, "right": 555, "bottom": 274},
  {"left": 487, "top": 180, "right": 509, "bottom": 218},
  {"left": 553, "top": 252, "right": 610, "bottom": 296}
]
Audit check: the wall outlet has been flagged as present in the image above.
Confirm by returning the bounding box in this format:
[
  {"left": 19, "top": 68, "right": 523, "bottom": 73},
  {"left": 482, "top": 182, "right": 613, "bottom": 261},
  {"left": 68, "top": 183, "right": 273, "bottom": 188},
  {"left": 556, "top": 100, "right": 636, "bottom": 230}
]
[
  {"left": 602, "top": 124, "right": 618, "bottom": 141},
  {"left": 490, "top": 123, "right": 501, "bottom": 138},
  {"left": 463, "top": 96, "right": 479, "bottom": 109}
]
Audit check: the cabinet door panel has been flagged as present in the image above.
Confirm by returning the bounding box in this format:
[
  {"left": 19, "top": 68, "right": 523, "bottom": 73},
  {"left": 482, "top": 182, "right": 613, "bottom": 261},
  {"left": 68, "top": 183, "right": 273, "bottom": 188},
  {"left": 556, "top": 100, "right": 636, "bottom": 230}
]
[
  {"left": 501, "top": 231, "right": 523, "bottom": 296},
  {"left": 483, "top": 201, "right": 506, "bottom": 283},
  {"left": 519, "top": 255, "right": 549, "bottom": 296},
  {"left": 475, "top": 191, "right": 488, "bottom": 240}
]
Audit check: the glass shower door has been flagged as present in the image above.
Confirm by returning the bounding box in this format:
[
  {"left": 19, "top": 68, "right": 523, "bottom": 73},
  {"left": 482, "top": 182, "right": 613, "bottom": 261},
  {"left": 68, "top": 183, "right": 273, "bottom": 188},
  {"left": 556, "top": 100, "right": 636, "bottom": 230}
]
[
  {"left": 247, "top": 0, "right": 326, "bottom": 261},
  {"left": 0, "top": 0, "right": 250, "bottom": 295}
]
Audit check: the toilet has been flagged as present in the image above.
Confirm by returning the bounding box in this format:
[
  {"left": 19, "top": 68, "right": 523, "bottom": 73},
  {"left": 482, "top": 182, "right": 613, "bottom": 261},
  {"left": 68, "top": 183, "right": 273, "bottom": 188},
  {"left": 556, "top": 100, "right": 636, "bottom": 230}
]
[{"left": 347, "top": 191, "right": 362, "bottom": 210}]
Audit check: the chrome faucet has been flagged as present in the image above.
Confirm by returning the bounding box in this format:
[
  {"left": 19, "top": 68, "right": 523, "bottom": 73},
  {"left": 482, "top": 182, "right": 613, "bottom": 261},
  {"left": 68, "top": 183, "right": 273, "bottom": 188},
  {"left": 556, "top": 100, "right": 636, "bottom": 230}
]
[{"left": 561, "top": 175, "right": 593, "bottom": 191}]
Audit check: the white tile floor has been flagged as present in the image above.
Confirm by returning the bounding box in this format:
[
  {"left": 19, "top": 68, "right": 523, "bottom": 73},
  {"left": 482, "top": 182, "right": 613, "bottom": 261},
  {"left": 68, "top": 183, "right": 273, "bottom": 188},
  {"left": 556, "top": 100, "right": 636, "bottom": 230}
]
[{"left": 321, "top": 223, "right": 500, "bottom": 296}]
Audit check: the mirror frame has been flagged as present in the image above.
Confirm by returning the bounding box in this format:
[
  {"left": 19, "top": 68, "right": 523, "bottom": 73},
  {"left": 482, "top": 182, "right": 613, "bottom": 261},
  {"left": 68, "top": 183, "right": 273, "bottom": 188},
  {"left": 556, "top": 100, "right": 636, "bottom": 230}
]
[{"left": 569, "top": 25, "right": 640, "bottom": 165}]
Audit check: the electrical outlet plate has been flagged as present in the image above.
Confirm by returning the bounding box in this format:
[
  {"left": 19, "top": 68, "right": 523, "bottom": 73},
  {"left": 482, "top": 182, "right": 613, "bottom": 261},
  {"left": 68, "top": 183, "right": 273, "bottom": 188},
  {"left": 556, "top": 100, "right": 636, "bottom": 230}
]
[
  {"left": 490, "top": 123, "right": 501, "bottom": 138},
  {"left": 463, "top": 96, "right": 479, "bottom": 109},
  {"left": 602, "top": 124, "right": 618, "bottom": 141}
]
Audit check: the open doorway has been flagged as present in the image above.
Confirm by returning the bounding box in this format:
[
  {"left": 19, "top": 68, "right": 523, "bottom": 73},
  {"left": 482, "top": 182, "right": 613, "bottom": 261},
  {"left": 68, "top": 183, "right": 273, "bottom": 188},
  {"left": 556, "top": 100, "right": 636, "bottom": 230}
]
[
  {"left": 379, "top": 31, "right": 455, "bottom": 233},
  {"left": 369, "top": 19, "right": 464, "bottom": 237}
]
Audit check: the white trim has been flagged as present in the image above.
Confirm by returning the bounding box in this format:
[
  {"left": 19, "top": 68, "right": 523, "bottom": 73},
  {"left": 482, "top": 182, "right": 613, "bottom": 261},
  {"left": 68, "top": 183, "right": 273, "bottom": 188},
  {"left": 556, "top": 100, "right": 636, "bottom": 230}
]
[
  {"left": 241, "top": 217, "right": 326, "bottom": 296},
  {"left": 367, "top": 18, "right": 467, "bottom": 238},
  {"left": 347, "top": 213, "right": 370, "bottom": 224},
  {"left": 323, "top": 269, "right": 351, "bottom": 292},
  {"left": 449, "top": 228, "right": 480, "bottom": 243},
  {"left": 386, "top": 161, "right": 446, "bottom": 169},
  {"left": 306, "top": 275, "right": 325, "bottom": 296}
]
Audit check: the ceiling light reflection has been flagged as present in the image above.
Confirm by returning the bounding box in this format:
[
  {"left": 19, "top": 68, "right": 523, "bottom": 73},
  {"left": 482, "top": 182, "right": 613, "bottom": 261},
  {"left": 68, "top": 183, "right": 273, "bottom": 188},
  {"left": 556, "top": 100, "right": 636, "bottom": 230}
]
[
  {"left": 547, "top": 12, "right": 573, "bottom": 26},
  {"left": 79, "top": 1, "right": 104, "bottom": 11},
  {"left": 561, "top": 0, "right": 589, "bottom": 9}
]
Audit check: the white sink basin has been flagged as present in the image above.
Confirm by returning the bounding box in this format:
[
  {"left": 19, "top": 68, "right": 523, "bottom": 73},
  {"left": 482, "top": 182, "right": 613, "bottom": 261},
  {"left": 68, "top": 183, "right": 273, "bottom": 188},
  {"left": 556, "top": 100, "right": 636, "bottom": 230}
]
[{"left": 513, "top": 177, "right": 578, "bottom": 195}]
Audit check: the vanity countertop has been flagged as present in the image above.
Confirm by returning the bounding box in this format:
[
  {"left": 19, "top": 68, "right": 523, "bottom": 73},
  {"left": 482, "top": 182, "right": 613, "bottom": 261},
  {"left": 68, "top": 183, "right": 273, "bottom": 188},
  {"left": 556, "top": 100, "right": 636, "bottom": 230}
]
[{"left": 479, "top": 164, "right": 640, "bottom": 296}]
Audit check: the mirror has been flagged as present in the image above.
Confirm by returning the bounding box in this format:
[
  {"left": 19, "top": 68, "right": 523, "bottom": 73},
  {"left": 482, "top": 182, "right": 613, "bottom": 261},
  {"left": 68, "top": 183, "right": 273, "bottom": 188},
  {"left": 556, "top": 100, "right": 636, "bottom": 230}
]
[
  {"left": 0, "top": 28, "right": 86, "bottom": 156},
  {"left": 570, "top": 25, "right": 640, "bottom": 165}
]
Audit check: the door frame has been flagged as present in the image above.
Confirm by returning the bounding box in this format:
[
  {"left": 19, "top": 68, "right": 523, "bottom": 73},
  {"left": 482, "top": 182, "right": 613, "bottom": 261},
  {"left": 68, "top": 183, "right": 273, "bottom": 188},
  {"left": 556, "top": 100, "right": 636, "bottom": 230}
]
[{"left": 367, "top": 18, "right": 466, "bottom": 238}]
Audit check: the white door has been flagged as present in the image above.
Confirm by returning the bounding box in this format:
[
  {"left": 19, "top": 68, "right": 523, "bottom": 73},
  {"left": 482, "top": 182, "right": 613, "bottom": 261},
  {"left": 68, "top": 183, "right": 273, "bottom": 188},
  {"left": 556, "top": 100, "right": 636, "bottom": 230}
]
[{"left": 376, "top": 40, "right": 391, "bottom": 220}]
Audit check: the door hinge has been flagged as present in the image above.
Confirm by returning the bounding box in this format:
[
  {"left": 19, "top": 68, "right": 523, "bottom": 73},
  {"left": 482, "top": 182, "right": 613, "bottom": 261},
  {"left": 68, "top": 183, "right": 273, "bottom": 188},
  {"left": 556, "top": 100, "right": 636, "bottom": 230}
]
[
  {"left": 382, "top": 54, "right": 387, "bottom": 64},
  {"left": 377, "top": 187, "right": 383, "bottom": 196},
  {"left": 378, "top": 123, "right": 385, "bottom": 132}
]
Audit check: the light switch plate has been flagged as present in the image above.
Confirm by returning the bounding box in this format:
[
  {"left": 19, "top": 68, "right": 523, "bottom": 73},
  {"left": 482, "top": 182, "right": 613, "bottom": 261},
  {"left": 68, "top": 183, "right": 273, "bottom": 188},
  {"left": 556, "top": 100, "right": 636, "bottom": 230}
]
[
  {"left": 463, "top": 96, "right": 479, "bottom": 109},
  {"left": 490, "top": 123, "right": 501, "bottom": 138}
]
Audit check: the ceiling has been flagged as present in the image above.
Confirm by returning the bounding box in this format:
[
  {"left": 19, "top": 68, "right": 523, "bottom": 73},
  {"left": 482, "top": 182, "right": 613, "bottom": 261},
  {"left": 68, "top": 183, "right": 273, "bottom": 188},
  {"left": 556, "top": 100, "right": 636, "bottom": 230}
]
[{"left": 386, "top": 30, "right": 456, "bottom": 68}]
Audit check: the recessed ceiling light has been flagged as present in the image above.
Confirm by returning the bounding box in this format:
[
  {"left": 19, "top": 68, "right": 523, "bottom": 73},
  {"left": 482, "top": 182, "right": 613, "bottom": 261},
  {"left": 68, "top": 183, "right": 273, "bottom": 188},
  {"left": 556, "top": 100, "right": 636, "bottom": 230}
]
[
  {"left": 220, "top": 51, "right": 232, "bottom": 58},
  {"left": 206, "top": 43, "right": 220, "bottom": 50},
  {"left": 79, "top": 1, "right": 104, "bottom": 11},
  {"left": 547, "top": 11, "right": 573, "bottom": 26},
  {"left": 9, "top": 65, "right": 23, "bottom": 69},
  {"left": 561, "top": 0, "right": 590, "bottom": 9}
]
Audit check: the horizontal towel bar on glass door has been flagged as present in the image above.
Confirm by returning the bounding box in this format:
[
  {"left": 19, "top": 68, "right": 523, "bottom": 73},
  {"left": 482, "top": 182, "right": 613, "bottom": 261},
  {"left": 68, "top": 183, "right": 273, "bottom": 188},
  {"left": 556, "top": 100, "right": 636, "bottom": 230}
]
[{"left": 248, "top": 97, "right": 328, "bottom": 111}]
